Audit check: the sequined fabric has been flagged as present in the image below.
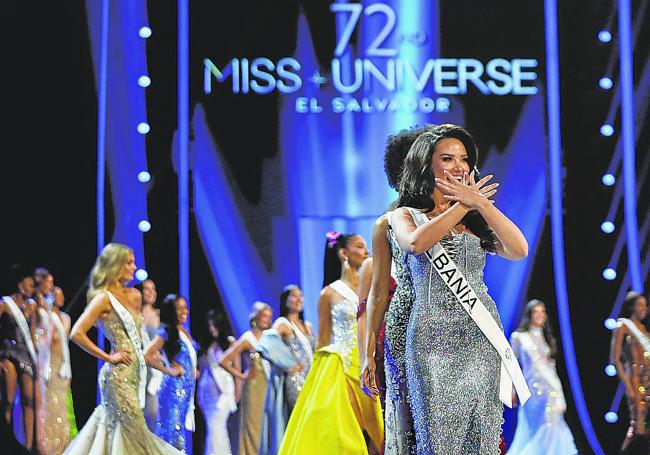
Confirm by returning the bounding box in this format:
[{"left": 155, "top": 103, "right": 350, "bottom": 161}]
[
  {"left": 405, "top": 232, "right": 503, "bottom": 455},
  {"left": 330, "top": 299, "right": 358, "bottom": 372},
  {"left": 508, "top": 330, "right": 576, "bottom": 454},
  {"left": 239, "top": 347, "right": 269, "bottom": 455},
  {"left": 156, "top": 329, "right": 197, "bottom": 451},
  {"left": 37, "top": 314, "right": 72, "bottom": 455},
  {"left": 0, "top": 310, "right": 35, "bottom": 377},
  {"left": 384, "top": 227, "right": 417, "bottom": 454},
  {"left": 282, "top": 328, "right": 315, "bottom": 411},
  {"left": 620, "top": 326, "right": 650, "bottom": 441},
  {"left": 63, "top": 306, "right": 182, "bottom": 454}
]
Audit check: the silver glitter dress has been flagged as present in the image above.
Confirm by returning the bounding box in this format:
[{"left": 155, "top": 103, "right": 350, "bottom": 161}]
[
  {"left": 63, "top": 307, "right": 182, "bottom": 454},
  {"left": 405, "top": 231, "right": 502, "bottom": 455},
  {"left": 384, "top": 226, "right": 417, "bottom": 454}
]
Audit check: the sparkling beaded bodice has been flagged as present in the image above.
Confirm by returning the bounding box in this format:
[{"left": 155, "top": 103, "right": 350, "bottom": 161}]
[
  {"left": 98, "top": 308, "right": 144, "bottom": 356},
  {"left": 385, "top": 226, "right": 415, "bottom": 394},
  {"left": 330, "top": 299, "right": 358, "bottom": 371}
]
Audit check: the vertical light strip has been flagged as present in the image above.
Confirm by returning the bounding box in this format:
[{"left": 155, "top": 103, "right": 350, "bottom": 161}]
[
  {"left": 96, "top": 0, "right": 110, "bottom": 404},
  {"left": 178, "top": 0, "right": 190, "bottom": 305},
  {"left": 618, "top": 0, "right": 644, "bottom": 292},
  {"left": 97, "top": 0, "right": 109, "bottom": 255},
  {"left": 544, "top": 0, "right": 605, "bottom": 453}
]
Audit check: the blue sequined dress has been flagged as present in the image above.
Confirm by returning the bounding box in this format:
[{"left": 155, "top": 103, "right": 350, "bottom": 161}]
[
  {"left": 156, "top": 328, "right": 198, "bottom": 451},
  {"left": 404, "top": 230, "right": 503, "bottom": 455}
]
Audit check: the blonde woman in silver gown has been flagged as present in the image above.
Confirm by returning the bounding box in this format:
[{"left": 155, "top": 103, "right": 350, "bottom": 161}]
[{"left": 63, "top": 243, "right": 182, "bottom": 454}]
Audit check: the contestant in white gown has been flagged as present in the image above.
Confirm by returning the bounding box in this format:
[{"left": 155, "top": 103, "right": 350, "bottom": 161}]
[{"left": 508, "top": 300, "right": 576, "bottom": 455}]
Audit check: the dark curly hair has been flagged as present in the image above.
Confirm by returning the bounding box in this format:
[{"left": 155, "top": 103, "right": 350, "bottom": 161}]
[
  {"left": 516, "top": 299, "right": 558, "bottom": 358},
  {"left": 396, "top": 124, "right": 497, "bottom": 252},
  {"left": 384, "top": 124, "right": 437, "bottom": 189},
  {"left": 323, "top": 233, "right": 358, "bottom": 287},
  {"left": 160, "top": 293, "right": 184, "bottom": 362},
  {"left": 619, "top": 291, "right": 647, "bottom": 320}
]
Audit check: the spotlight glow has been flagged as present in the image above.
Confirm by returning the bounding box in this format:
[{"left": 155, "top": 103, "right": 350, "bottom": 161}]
[
  {"left": 604, "top": 411, "right": 618, "bottom": 423},
  {"left": 598, "top": 77, "right": 613, "bottom": 90},
  {"left": 138, "top": 75, "right": 151, "bottom": 87},
  {"left": 600, "top": 221, "right": 615, "bottom": 233},
  {"left": 598, "top": 30, "right": 612, "bottom": 43},
  {"left": 137, "top": 122, "right": 150, "bottom": 134},
  {"left": 604, "top": 318, "right": 618, "bottom": 330},
  {"left": 602, "top": 268, "right": 617, "bottom": 280},
  {"left": 600, "top": 124, "right": 614, "bottom": 136},
  {"left": 138, "top": 26, "right": 152, "bottom": 38},
  {"left": 137, "top": 171, "right": 151, "bottom": 183},
  {"left": 601, "top": 173, "right": 616, "bottom": 186},
  {"left": 135, "top": 269, "right": 149, "bottom": 281},
  {"left": 604, "top": 364, "right": 617, "bottom": 377},
  {"left": 138, "top": 220, "right": 151, "bottom": 232}
]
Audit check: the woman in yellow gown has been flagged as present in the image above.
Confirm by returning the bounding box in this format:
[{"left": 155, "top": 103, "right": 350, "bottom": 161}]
[{"left": 279, "top": 232, "right": 383, "bottom": 455}]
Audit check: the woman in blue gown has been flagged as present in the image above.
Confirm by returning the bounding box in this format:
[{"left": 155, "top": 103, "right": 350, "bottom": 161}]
[{"left": 145, "top": 294, "right": 198, "bottom": 452}]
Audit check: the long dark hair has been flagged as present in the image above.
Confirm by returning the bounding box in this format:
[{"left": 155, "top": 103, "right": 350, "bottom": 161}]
[
  {"left": 160, "top": 293, "right": 183, "bottom": 361},
  {"left": 396, "top": 124, "right": 497, "bottom": 252},
  {"left": 619, "top": 291, "right": 646, "bottom": 320},
  {"left": 279, "top": 284, "right": 304, "bottom": 321},
  {"left": 199, "top": 309, "right": 231, "bottom": 355},
  {"left": 516, "top": 299, "right": 558, "bottom": 358},
  {"left": 323, "top": 232, "right": 357, "bottom": 287},
  {"left": 384, "top": 124, "right": 437, "bottom": 189}
]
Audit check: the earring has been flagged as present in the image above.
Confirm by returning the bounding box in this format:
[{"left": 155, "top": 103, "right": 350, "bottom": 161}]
[{"left": 251, "top": 320, "right": 257, "bottom": 328}]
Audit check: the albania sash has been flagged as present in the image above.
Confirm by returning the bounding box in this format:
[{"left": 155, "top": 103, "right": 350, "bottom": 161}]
[{"left": 407, "top": 208, "right": 530, "bottom": 407}]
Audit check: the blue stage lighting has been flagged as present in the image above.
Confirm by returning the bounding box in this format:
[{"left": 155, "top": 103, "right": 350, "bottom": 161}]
[
  {"left": 602, "top": 268, "right": 617, "bottom": 280},
  {"left": 604, "top": 318, "right": 618, "bottom": 330},
  {"left": 135, "top": 269, "right": 148, "bottom": 281},
  {"left": 137, "top": 122, "right": 150, "bottom": 134},
  {"left": 138, "top": 75, "right": 151, "bottom": 87},
  {"left": 600, "top": 124, "right": 614, "bottom": 136},
  {"left": 598, "top": 30, "right": 612, "bottom": 43},
  {"left": 598, "top": 77, "right": 613, "bottom": 90},
  {"left": 138, "top": 26, "right": 152, "bottom": 38},
  {"left": 138, "top": 220, "right": 151, "bottom": 232},
  {"left": 604, "top": 364, "right": 617, "bottom": 377},
  {"left": 605, "top": 411, "right": 618, "bottom": 423},
  {"left": 137, "top": 171, "right": 150, "bottom": 183},
  {"left": 601, "top": 173, "right": 616, "bottom": 186},
  {"left": 600, "top": 221, "right": 615, "bottom": 233}
]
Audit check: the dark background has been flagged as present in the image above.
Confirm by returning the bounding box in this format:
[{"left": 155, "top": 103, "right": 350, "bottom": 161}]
[{"left": 1, "top": 1, "right": 648, "bottom": 453}]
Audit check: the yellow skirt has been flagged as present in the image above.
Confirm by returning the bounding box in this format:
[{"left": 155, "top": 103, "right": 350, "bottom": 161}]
[{"left": 278, "top": 346, "right": 384, "bottom": 455}]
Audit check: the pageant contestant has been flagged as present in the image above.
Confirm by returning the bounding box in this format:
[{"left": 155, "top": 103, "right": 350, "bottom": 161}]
[
  {"left": 64, "top": 243, "right": 182, "bottom": 454},
  {"left": 611, "top": 292, "right": 650, "bottom": 454},
  {"left": 272, "top": 284, "right": 315, "bottom": 413},
  {"left": 279, "top": 232, "right": 383, "bottom": 455},
  {"left": 362, "top": 126, "right": 430, "bottom": 454},
  {"left": 145, "top": 294, "right": 198, "bottom": 451},
  {"left": 197, "top": 310, "right": 237, "bottom": 455},
  {"left": 508, "top": 300, "right": 577, "bottom": 454},
  {"left": 136, "top": 278, "right": 163, "bottom": 431},
  {"left": 0, "top": 266, "right": 38, "bottom": 451},
  {"left": 390, "top": 125, "right": 530, "bottom": 454},
  {"left": 220, "top": 301, "right": 273, "bottom": 455},
  {"left": 36, "top": 286, "right": 74, "bottom": 455}
]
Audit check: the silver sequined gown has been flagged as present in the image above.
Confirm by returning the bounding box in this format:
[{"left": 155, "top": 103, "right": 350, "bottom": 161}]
[
  {"left": 384, "top": 226, "right": 417, "bottom": 454},
  {"left": 404, "top": 231, "right": 502, "bottom": 455},
  {"left": 63, "top": 307, "right": 182, "bottom": 454}
]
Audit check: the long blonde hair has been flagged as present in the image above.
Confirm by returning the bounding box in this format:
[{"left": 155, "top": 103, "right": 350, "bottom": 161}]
[{"left": 87, "top": 243, "right": 133, "bottom": 302}]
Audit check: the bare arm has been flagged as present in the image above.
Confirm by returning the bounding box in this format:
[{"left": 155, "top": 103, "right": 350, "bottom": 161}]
[
  {"left": 362, "top": 217, "right": 392, "bottom": 396},
  {"left": 69, "top": 293, "right": 131, "bottom": 366},
  {"left": 316, "top": 288, "right": 334, "bottom": 349},
  {"left": 273, "top": 318, "right": 293, "bottom": 340},
  {"left": 611, "top": 326, "right": 633, "bottom": 393},
  {"left": 477, "top": 203, "right": 528, "bottom": 260},
  {"left": 220, "top": 336, "right": 252, "bottom": 380},
  {"left": 144, "top": 336, "right": 182, "bottom": 376},
  {"left": 357, "top": 257, "right": 373, "bottom": 360},
  {"left": 390, "top": 205, "right": 469, "bottom": 255}
]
